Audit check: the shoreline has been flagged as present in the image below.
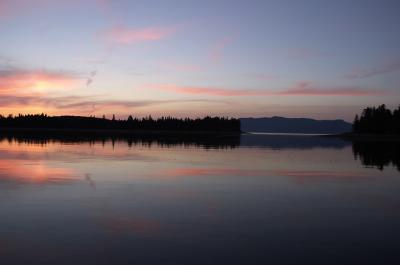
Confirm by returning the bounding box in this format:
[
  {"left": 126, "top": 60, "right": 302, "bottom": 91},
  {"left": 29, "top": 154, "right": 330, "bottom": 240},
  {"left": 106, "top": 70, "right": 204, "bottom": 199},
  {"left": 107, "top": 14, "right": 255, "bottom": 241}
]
[
  {"left": 0, "top": 127, "right": 242, "bottom": 137},
  {"left": 324, "top": 132, "right": 400, "bottom": 141},
  {"left": 2, "top": 128, "right": 399, "bottom": 141}
]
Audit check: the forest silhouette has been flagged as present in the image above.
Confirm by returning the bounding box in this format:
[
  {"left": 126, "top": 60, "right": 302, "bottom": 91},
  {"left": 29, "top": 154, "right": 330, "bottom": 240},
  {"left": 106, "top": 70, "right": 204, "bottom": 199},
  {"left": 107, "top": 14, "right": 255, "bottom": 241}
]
[
  {"left": 353, "top": 104, "right": 400, "bottom": 134},
  {"left": 0, "top": 114, "right": 241, "bottom": 132}
]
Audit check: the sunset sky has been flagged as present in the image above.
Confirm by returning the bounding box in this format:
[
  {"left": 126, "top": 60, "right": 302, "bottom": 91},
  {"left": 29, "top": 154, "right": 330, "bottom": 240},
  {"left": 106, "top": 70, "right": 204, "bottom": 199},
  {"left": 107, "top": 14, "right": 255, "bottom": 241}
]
[{"left": 0, "top": 0, "right": 399, "bottom": 121}]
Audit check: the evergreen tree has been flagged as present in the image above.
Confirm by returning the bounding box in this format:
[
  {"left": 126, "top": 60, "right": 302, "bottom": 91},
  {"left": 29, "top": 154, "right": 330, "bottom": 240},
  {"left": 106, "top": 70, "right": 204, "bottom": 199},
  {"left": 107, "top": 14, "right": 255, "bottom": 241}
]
[{"left": 353, "top": 104, "right": 400, "bottom": 134}]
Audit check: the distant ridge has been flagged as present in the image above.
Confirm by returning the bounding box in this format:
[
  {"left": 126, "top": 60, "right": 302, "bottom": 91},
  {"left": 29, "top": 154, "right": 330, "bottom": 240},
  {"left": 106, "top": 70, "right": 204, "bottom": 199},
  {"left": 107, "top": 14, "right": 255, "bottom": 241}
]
[{"left": 240, "top": 116, "right": 352, "bottom": 134}]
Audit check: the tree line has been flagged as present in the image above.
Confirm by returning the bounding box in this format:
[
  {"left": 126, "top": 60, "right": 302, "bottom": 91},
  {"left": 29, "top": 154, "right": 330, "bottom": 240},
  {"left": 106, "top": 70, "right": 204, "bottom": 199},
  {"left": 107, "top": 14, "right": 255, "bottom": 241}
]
[
  {"left": 353, "top": 104, "right": 400, "bottom": 134},
  {"left": 0, "top": 114, "right": 241, "bottom": 132}
]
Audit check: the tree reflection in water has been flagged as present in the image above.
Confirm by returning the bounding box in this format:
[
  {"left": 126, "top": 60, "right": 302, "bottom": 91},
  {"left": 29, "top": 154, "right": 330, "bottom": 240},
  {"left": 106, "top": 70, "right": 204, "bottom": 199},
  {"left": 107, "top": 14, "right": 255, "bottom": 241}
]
[
  {"left": 353, "top": 141, "right": 400, "bottom": 171},
  {"left": 1, "top": 131, "right": 399, "bottom": 172}
]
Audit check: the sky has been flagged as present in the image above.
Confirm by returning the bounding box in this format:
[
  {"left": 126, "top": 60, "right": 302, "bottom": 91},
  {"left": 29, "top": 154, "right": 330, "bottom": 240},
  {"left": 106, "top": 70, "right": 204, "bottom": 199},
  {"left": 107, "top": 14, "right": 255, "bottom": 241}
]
[{"left": 0, "top": 0, "right": 399, "bottom": 121}]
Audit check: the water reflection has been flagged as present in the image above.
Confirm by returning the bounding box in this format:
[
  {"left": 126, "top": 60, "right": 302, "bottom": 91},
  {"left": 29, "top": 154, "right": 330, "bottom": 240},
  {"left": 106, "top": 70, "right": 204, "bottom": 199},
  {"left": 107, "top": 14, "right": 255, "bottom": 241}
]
[
  {"left": 1, "top": 133, "right": 399, "bottom": 172},
  {"left": 241, "top": 133, "right": 350, "bottom": 149},
  {"left": 0, "top": 160, "right": 79, "bottom": 184},
  {"left": 353, "top": 140, "right": 400, "bottom": 171},
  {"left": 0, "top": 134, "right": 399, "bottom": 265},
  {"left": 103, "top": 217, "right": 162, "bottom": 236},
  {"left": 0, "top": 131, "right": 354, "bottom": 150},
  {"left": 0, "top": 131, "right": 241, "bottom": 149},
  {"left": 157, "top": 167, "right": 366, "bottom": 181}
]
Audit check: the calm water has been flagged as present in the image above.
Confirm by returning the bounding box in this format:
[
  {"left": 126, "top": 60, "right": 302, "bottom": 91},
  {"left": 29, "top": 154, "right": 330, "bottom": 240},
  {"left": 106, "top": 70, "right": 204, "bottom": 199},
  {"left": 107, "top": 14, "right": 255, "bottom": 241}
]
[{"left": 0, "top": 134, "right": 399, "bottom": 265}]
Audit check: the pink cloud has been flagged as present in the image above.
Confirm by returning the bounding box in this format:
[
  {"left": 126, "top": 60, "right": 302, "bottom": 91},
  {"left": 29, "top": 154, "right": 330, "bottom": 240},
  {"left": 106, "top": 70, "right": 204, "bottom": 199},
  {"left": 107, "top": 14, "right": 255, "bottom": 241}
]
[
  {"left": 156, "top": 84, "right": 263, "bottom": 96},
  {"left": 153, "top": 82, "right": 383, "bottom": 97},
  {"left": 0, "top": 94, "right": 219, "bottom": 116},
  {"left": 0, "top": 69, "right": 79, "bottom": 93},
  {"left": 105, "top": 26, "right": 177, "bottom": 45},
  {"left": 345, "top": 59, "right": 400, "bottom": 79},
  {"left": 277, "top": 81, "right": 381, "bottom": 96}
]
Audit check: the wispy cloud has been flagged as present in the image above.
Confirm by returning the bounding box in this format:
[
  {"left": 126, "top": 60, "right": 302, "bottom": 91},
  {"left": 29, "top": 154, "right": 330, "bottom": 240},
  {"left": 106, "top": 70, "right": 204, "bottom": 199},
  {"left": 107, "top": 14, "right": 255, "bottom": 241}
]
[
  {"left": 153, "top": 82, "right": 383, "bottom": 97},
  {"left": 279, "top": 87, "right": 380, "bottom": 96},
  {"left": 0, "top": 94, "right": 222, "bottom": 114},
  {"left": 86, "top": 70, "right": 97, "bottom": 87},
  {"left": 0, "top": 66, "right": 227, "bottom": 115},
  {"left": 104, "top": 26, "right": 177, "bottom": 45},
  {"left": 155, "top": 84, "right": 262, "bottom": 96},
  {"left": 0, "top": 68, "right": 79, "bottom": 93},
  {"left": 345, "top": 59, "right": 400, "bottom": 79}
]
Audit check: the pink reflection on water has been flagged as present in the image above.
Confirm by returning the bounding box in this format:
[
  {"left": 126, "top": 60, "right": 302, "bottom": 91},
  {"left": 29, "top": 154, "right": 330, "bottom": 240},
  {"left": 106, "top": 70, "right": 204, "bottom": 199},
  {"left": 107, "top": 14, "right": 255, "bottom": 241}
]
[
  {"left": 160, "top": 167, "right": 364, "bottom": 179},
  {"left": 0, "top": 160, "right": 79, "bottom": 183}
]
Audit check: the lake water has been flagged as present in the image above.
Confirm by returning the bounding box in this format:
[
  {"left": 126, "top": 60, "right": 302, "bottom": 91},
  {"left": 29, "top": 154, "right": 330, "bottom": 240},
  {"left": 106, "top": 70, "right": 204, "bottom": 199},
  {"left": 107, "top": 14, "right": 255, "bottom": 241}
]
[{"left": 0, "top": 134, "right": 399, "bottom": 265}]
